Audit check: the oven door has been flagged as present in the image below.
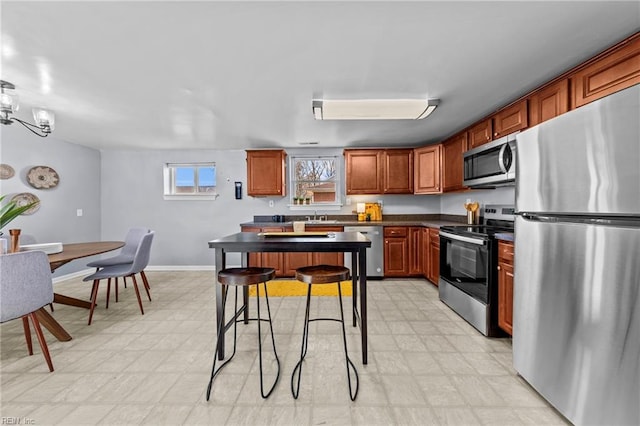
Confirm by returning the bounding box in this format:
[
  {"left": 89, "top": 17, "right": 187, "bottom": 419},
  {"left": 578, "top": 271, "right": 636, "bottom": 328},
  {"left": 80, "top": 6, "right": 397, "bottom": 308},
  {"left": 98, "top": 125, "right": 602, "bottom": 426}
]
[{"left": 439, "top": 231, "right": 490, "bottom": 303}]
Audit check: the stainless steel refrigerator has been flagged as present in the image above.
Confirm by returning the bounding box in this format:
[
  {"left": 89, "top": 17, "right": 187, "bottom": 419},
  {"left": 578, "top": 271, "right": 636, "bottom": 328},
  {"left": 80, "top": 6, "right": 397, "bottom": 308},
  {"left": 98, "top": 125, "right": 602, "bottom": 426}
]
[{"left": 514, "top": 84, "right": 639, "bottom": 426}]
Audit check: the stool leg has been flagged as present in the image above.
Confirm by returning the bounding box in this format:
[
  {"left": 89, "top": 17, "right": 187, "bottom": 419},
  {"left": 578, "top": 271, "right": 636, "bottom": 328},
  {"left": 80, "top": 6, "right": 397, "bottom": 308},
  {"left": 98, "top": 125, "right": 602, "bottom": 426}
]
[
  {"left": 291, "top": 284, "right": 313, "bottom": 399},
  {"left": 337, "top": 282, "right": 359, "bottom": 401},
  {"left": 206, "top": 286, "right": 239, "bottom": 401},
  {"left": 256, "top": 283, "right": 280, "bottom": 399}
]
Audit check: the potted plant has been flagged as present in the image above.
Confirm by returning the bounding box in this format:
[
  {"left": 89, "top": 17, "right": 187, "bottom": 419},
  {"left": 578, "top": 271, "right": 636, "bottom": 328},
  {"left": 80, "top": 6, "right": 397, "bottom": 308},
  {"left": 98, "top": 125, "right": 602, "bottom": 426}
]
[
  {"left": 0, "top": 195, "right": 38, "bottom": 232},
  {"left": 305, "top": 197, "right": 311, "bottom": 205}
]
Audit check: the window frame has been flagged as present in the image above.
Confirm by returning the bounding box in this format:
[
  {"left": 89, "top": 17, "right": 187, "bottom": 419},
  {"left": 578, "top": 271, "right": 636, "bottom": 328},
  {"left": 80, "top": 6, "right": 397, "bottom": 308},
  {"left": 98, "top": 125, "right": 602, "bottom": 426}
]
[
  {"left": 288, "top": 155, "right": 342, "bottom": 209},
  {"left": 163, "top": 162, "right": 219, "bottom": 200}
]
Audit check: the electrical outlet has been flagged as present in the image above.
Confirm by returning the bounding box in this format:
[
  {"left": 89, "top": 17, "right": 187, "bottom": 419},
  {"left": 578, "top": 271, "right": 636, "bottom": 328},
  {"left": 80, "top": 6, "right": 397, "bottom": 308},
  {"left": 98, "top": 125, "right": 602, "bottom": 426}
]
[
  {"left": 76, "top": 209, "right": 83, "bottom": 217},
  {"left": 269, "top": 200, "right": 274, "bottom": 208},
  {"left": 346, "top": 197, "right": 351, "bottom": 206}
]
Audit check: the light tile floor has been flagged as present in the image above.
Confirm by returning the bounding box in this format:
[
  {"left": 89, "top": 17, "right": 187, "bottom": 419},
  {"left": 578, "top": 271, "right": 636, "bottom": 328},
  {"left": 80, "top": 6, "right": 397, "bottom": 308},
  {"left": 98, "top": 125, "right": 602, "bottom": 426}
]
[{"left": 1, "top": 271, "right": 568, "bottom": 425}]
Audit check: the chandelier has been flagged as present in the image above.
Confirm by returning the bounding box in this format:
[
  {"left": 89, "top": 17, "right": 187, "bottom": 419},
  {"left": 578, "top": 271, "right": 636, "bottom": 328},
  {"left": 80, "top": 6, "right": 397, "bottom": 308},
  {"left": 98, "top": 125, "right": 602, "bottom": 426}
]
[{"left": 1, "top": 80, "right": 55, "bottom": 137}]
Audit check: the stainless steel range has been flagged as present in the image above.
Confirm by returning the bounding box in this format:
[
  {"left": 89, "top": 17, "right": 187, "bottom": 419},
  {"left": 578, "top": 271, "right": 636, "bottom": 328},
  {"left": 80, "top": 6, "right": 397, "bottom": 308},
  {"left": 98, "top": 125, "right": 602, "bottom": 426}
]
[{"left": 438, "top": 204, "right": 514, "bottom": 337}]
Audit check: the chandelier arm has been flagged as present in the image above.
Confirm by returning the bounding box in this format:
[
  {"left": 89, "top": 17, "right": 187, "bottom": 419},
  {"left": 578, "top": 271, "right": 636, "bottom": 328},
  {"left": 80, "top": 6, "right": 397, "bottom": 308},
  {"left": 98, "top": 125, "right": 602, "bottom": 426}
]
[{"left": 11, "top": 117, "right": 49, "bottom": 138}]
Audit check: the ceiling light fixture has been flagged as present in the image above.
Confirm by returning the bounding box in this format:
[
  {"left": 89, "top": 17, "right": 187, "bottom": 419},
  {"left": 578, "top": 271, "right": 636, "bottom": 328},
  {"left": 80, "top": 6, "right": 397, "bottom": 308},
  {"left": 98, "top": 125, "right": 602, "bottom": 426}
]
[
  {"left": 1, "top": 80, "right": 55, "bottom": 137},
  {"left": 312, "top": 98, "right": 439, "bottom": 120}
]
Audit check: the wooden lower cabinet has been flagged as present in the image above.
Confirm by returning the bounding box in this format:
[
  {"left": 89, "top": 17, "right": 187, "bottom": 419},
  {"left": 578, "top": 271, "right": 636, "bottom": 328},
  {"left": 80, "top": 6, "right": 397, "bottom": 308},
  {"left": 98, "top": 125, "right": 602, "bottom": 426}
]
[
  {"left": 242, "top": 225, "right": 343, "bottom": 277},
  {"left": 497, "top": 240, "right": 515, "bottom": 335},
  {"left": 384, "top": 227, "right": 409, "bottom": 276},
  {"left": 427, "top": 228, "right": 440, "bottom": 286}
]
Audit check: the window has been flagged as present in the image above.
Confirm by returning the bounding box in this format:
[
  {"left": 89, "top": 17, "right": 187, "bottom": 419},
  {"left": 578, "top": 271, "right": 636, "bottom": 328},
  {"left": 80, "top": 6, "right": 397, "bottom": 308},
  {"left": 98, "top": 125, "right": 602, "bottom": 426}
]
[
  {"left": 163, "top": 162, "right": 218, "bottom": 199},
  {"left": 289, "top": 156, "right": 341, "bottom": 207}
]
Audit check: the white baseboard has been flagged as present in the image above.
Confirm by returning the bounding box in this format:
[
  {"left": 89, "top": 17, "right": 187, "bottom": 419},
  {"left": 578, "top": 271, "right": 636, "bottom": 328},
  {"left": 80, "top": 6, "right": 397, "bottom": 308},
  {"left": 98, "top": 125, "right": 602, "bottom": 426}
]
[{"left": 52, "top": 264, "right": 241, "bottom": 283}]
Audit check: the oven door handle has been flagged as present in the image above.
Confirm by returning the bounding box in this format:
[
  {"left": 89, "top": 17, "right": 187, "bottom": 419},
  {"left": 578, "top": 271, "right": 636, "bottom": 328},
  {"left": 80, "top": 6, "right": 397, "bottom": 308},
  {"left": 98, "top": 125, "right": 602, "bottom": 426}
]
[{"left": 439, "top": 231, "right": 487, "bottom": 246}]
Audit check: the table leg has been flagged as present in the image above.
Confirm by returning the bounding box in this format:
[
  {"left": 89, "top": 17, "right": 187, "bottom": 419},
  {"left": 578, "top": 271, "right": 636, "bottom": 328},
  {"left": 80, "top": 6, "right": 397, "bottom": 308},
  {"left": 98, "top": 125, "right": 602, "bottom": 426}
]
[
  {"left": 53, "top": 293, "right": 92, "bottom": 309},
  {"left": 215, "top": 248, "right": 226, "bottom": 360},
  {"left": 35, "top": 307, "right": 72, "bottom": 342},
  {"left": 351, "top": 250, "right": 358, "bottom": 327},
  {"left": 242, "top": 252, "right": 249, "bottom": 324},
  {"left": 358, "top": 247, "right": 368, "bottom": 365}
]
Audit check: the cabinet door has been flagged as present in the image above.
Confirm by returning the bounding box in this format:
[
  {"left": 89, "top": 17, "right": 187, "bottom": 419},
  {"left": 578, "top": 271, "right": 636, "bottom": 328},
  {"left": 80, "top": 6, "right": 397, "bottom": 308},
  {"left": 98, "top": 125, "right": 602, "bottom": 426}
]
[
  {"left": 467, "top": 119, "right": 493, "bottom": 149},
  {"left": 422, "top": 227, "right": 430, "bottom": 279},
  {"left": 246, "top": 150, "right": 286, "bottom": 196},
  {"left": 571, "top": 36, "right": 640, "bottom": 108},
  {"left": 345, "top": 150, "right": 384, "bottom": 194},
  {"left": 258, "top": 226, "right": 285, "bottom": 276},
  {"left": 384, "top": 238, "right": 408, "bottom": 276},
  {"left": 493, "top": 99, "right": 528, "bottom": 138},
  {"left": 528, "top": 79, "right": 569, "bottom": 126},
  {"left": 284, "top": 252, "right": 313, "bottom": 277},
  {"left": 384, "top": 149, "right": 414, "bottom": 194},
  {"left": 442, "top": 133, "right": 468, "bottom": 192},
  {"left": 498, "top": 261, "right": 514, "bottom": 335},
  {"left": 414, "top": 145, "right": 442, "bottom": 194},
  {"left": 310, "top": 226, "right": 344, "bottom": 267},
  {"left": 408, "top": 227, "right": 422, "bottom": 275},
  {"left": 428, "top": 228, "right": 440, "bottom": 285}
]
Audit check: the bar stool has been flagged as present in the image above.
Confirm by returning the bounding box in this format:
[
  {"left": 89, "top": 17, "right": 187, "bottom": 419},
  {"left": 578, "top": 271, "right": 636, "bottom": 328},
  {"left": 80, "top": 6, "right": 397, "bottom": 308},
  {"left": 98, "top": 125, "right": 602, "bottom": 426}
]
[
  {"left": 291, "top": 264, "right": 359, "bottom": 401},
  {"left": 206, "top": 267, "right": 280, "bottom": 401}
]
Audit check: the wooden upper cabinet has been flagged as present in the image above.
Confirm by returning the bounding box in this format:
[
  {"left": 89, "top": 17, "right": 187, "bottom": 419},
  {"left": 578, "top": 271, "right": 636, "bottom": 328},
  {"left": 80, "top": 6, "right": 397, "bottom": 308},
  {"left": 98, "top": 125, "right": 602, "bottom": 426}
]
[
  {"left": 414, "top": 144, "right": 442, "bottom": 194},
  {"left": 571, "top": 35, "right": 640, "bottom": 109},
  {"left": 467, "top": 119, "right": 493, "bottom": 149},
  {"left": 384, "top": 149, "right": 414, "bottom": 194},
  {"left": 344, "top": 149, "right": 384, "bottom": 195},
  {"left": 246, "top": 150, "right": 286, "bottom": 196},
  {"left": 493, "top": 99, "right": 528, "bottom": 138},
  {"left": 528, "top": 79, "right": 569, "bottom": 126},
  {"left": 442, "top": 133, "right": 468, "bottom": 192}
]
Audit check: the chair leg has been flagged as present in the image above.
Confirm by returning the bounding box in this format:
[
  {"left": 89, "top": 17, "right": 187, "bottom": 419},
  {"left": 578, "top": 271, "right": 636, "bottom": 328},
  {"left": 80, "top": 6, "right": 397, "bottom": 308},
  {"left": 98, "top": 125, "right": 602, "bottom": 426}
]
[
  {"left": 49, "top": 303, "right": 54, "bottom": 313},
  {"left": 256, "top": 283, "right": 280, "bottom": 399},
  {"left": 141, "top": 270, "right": 151, "bottom": 289},
  {"left": 28, "top": 312, "right": 54, "bottom": 372},
  {"left": 130, "top": 274, "right": 144, "bottom": 315},
  {"left": 139, "top": 273, "right": 152, "bottom": 301},
  {"left": 291, "top": 284, "right": 313, "bottom": 399},
  {"left": 206, "top": 286, "right": 238, "bottom": 401},
  {"left": 22, "top": 316, "right": 33, "bottom": 355},
  {"left": 106, "top": 278, "right": 111, "bottom": 309},
  {"left": 88, "top": 279, "right": 100, "bottom": 325},
  {"left": 337, "top": 282, "right": 359, "bottom": 401},
  {"left": 115, "top": 277, "right": 119, "bottom": 303}
]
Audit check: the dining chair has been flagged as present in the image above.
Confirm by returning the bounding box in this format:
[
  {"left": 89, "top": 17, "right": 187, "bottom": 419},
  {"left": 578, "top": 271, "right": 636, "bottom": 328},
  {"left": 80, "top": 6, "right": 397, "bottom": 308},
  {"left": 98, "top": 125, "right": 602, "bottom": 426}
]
[
  {"left": 82, "top": 231, "right": 155, "bottom": 325},
  {"left": 86, "top": 227, "right": 151, "bottom": 302},
  {"left": 0, "top": 251, "right": 55, "bottom": 372}
]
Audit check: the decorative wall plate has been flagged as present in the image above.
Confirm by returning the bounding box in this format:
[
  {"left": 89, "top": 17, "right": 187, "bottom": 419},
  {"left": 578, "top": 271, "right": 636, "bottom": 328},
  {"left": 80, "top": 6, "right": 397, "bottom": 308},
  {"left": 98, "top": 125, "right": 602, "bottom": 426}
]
[
  {"left": 0, "top": 164, "right": 15, "bottom": 179},
  {"left": 10, "top": 193, "right": 40, "bottom": 215},
  {"left": 27, "top": 166, "right": 60, "bottom": 189}
]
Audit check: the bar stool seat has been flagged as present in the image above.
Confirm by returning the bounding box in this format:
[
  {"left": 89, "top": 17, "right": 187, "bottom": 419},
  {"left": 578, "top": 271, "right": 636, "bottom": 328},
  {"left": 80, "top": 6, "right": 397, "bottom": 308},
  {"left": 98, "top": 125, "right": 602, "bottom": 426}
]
[
  {"left": 292, "top": 264, "right": 359, "bottom": 401},
  {"left": 206, "top": 267, "right": 280, "bottom": 401}
]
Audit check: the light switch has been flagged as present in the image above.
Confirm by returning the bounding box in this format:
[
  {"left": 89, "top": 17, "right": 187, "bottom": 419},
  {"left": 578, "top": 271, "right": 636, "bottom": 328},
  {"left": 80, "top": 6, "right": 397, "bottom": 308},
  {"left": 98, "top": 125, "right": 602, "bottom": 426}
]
[{"left": 76, "top": 209, "right": 83, "bottom": 217}]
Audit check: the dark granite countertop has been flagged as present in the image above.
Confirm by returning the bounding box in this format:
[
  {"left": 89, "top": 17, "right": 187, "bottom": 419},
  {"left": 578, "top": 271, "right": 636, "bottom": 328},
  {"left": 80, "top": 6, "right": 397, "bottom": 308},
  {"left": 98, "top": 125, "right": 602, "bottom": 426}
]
[{"left": 240, "top": 214, "right": 467, "bottom": 229}]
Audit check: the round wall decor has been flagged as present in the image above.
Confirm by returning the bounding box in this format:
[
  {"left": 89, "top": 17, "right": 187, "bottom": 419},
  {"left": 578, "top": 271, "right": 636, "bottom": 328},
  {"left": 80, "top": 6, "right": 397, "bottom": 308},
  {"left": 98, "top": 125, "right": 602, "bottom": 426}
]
[
  {"left": 0, "top": 164, "right": 15, "bottom": 180},
  {"left": 10, "top": 193, "right": 40, "bottom": 215},
  {"left": 27, "top": 166, "right": 60, "bottom": 189}
]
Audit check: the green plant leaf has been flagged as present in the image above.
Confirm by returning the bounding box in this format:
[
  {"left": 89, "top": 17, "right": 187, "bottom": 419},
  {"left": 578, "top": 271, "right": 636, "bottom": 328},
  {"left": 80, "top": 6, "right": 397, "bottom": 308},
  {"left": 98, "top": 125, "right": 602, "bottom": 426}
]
[{"left": 0, "top": 195, "right": 40, "bottom": 230}]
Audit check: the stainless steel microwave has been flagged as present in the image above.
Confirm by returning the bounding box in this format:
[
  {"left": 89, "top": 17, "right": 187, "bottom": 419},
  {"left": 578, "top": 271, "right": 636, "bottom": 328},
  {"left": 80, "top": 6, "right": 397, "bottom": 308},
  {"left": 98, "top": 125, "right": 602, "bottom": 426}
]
[{"left": 463, "top": 132, "right": 517, "bottom": 188}]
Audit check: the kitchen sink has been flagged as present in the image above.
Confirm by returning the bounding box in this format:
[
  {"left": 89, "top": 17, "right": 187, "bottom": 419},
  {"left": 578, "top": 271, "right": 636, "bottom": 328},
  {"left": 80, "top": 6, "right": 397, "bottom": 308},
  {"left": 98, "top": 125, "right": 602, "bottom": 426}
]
[{"left": 306, "top": 219, "right": 338, "bottom": 224}]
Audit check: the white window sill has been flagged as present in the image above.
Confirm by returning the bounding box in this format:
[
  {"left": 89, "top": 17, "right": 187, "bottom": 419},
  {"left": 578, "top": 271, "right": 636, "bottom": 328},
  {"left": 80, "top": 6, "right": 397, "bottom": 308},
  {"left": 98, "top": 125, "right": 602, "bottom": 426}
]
[
  {"left": 288, "top": 204, "right": 342, "bottom": 211},
  {"left": 163, "top": 194, "right": 219, "bottom": 201}
]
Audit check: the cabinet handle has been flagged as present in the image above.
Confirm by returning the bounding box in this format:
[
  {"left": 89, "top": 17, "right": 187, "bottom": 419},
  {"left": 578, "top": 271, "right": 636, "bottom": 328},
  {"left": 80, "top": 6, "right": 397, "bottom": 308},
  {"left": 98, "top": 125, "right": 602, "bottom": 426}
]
[
  {"left": 497, "top": 265, "right": 501, "bottom": 270},
  {"left": 494, "top": 132, "right": 498, "bottom": 137}
]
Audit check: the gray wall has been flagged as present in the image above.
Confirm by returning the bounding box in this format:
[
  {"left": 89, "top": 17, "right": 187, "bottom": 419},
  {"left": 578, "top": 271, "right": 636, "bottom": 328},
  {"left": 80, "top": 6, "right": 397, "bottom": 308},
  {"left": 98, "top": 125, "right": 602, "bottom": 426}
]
[
  {"left": 0, "top": 125, "right": 102, "bottom": 277},
  {"left": 1, "top": 129, "right": 513, "bottom": 274},
  {"left": 100, "top": 148, "right": 442, "bottom": 269}
]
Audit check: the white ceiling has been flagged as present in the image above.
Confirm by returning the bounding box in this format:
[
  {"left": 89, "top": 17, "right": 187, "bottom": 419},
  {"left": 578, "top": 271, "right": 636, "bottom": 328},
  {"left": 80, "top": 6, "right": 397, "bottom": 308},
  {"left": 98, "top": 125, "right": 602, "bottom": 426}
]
[{"left": 1, "top": 1, "right": 638, "bottom": 151}]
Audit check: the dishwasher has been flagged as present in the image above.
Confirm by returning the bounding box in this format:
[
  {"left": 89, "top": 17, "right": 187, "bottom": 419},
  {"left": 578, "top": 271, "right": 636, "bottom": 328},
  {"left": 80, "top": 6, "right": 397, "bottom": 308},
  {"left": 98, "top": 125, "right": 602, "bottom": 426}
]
[{"left": 344, "top": 226, "right": 384, "bottom": 279}]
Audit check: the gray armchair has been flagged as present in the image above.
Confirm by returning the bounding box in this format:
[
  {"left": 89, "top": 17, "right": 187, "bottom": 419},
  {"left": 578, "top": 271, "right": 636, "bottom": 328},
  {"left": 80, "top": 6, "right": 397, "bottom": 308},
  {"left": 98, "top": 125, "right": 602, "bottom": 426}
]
[
  {"left": 0, "top": 251, "right": 55, "bottom": 372},
  {"left": 83, "top": 231, "right": 155, "bottom": 325}
]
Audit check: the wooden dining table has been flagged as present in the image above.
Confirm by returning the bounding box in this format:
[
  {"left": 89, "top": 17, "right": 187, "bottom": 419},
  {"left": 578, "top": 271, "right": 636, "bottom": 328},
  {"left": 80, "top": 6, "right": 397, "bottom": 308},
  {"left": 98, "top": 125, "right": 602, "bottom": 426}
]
[{"left": 35, "top": 241, "right": 124, "bottom": 341}]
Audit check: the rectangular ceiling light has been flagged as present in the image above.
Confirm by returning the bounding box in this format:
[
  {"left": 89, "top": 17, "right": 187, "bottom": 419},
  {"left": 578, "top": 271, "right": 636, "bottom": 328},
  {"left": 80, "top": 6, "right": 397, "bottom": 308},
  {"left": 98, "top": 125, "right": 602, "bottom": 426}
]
[{"left": 312, "top": 98, "right": 439, "bottom": 120}]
